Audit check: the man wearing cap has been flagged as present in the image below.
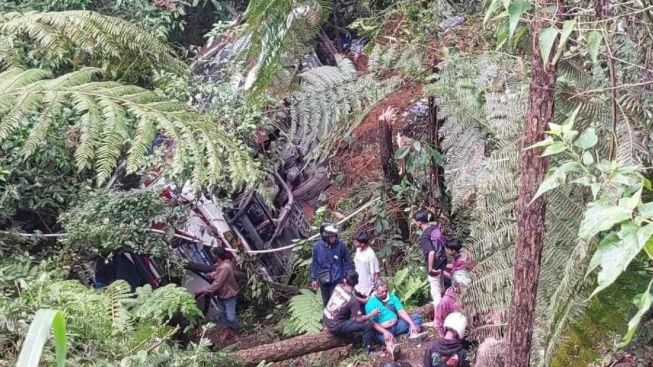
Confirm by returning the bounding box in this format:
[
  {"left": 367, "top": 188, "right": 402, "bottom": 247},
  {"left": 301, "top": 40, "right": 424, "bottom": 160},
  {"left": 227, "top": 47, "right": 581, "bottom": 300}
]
[
  {"left": 311, "top": 223, "right": 353, "bottom": 305},
  {"left": 423, "top": 312, "right": 471, "bottom": 367},
  {"left": 353, "top": 230, "right": 380, "bottom": 303}
]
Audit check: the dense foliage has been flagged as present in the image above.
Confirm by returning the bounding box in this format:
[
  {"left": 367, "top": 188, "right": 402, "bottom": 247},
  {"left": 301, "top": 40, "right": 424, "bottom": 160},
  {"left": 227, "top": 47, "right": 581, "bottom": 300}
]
[{"left": 1, "top": 0, "right": 652, "bottom": 366}]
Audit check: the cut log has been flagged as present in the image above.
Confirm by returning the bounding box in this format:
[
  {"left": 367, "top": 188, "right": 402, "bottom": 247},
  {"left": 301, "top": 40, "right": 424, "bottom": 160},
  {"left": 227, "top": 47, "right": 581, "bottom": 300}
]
[{"left": 233, "top": 303, "right": 434, "bottom": 366}]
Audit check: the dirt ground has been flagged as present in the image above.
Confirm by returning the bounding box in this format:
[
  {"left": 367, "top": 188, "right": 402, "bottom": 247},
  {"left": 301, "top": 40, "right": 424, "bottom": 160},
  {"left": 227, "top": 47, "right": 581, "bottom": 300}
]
[{"left": 325, "top": 83, "right": 424, "bottom": 208}]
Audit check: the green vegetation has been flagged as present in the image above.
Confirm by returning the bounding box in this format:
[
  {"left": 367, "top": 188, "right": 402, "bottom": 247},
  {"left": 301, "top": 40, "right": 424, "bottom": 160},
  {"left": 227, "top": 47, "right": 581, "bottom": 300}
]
[{"left": 1, "top": 0, "right": 652, "bottom": 366}]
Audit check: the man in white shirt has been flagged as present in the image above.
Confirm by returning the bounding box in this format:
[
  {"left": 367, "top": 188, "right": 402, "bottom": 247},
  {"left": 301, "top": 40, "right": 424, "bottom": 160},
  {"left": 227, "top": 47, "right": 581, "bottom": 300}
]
[{"left": 353, "top": 231, "right": 380, "bottom": 302}]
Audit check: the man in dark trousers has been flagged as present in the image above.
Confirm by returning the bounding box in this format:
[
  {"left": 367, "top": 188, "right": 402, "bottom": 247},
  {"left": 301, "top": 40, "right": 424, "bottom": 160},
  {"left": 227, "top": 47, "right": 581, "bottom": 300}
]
[
  {"left": 423, "top": 312, "right": 471, "bottom": 367},
  {"left": 323, "top": 271, "right": 379, "bottom": 355},
  {"left": 311, "top": 223, "right": 352, "bottom": 305},
  {"left": 195, "top": 247, "right": 240, "bottom": 331},
  {"left": 413, "top": 210, "right": 447, "bottom": 317}
]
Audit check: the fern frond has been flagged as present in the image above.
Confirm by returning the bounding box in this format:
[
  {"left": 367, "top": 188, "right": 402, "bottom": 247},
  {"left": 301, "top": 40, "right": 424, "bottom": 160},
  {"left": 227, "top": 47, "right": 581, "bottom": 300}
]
[
  {"left": 0, "top": 67, "right": 260, "bottom": 190},
  {"left": 283, "top": 289, "right": 323, "bottom": 336},
  {"left": 242, "top": 0, "right": 330, "bottom": 92},
  {"left": 105, "top": 280, "right": 134, "bottom": 335},
  {"left": 0, "top": 11, "right": 186, "bottom": 78}
]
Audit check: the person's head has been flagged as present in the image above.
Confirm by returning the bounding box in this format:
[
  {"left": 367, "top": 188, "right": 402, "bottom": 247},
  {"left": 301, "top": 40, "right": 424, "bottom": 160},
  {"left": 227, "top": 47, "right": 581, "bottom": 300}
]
[
  {"left": 445, "top": 238, "right": 462, "bottom": 256},
  {"left": 321, "top": 223, "right": 339, "bottom": 245},
  {"left": 412, "top": 210, "right": 430, "bottom": 229},
  {"left": 451, "top": 270, "right": 472, "bottom": 294},
  {"left": 210, "top": 246, "right": 228, "bottom": 262},
  {"left": 353, "top": 231, "right": 370, "bottom": 249},
  {"left": 443, "top": 312, "right": 467, "bottom": 339},
  {"left": 373, "top": 277, "right": 389, "bottom": 300},
  {"left": 344, "top": 270, "right": 359, "bottom": 288}
]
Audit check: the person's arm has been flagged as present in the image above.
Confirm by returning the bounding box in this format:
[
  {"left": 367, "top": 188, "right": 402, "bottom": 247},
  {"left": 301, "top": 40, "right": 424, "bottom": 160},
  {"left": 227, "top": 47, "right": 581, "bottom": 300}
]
[
  {"left": 197, "top": 267, "right": 228, "bottom": 296},
  {"left": 371, "top": 252, "right": 381, "bottom": 279},
  {"left": 427, "top": 251, "right": 439, "bottom": 276},
  {"left": 398, "top": 308, "right": 419, "bottom": 332},
  {"left": 341, "top": 242, "right": 352, "bottom": 274},
  {"left": 310, "top": 244, "right": 320, "bottom": 290},
  {"left": 434, "top": 243, "right": 447, "bottom": 271}
]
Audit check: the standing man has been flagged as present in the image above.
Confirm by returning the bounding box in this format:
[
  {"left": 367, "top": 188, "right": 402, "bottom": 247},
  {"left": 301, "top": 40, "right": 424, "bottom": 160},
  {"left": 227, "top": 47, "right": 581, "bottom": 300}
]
[
  {"left": 323, "top": 271, "right": 379, "bottom": 355},
  {"left": 413, "top": 210, "right": 447, "bottom": 312},
  {"left": 353, "top": 230, "right": 380, "bottom": 302},
  {"left": 195, "top": 246, "right": 239, "bottom": 331},
  {"left": 311, "top": 223, "right": 353, "bottom": 305}
]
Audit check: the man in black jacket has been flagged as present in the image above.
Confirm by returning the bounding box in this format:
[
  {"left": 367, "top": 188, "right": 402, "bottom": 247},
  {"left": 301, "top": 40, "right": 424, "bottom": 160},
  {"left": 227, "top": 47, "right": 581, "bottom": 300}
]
[{"left": 423, "top": 312, "right": 470, "bottom": 367}]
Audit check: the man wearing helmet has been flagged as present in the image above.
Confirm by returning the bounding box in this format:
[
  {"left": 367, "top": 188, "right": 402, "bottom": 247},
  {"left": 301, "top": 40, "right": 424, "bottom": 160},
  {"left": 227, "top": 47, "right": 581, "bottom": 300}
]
[
  {"left": 311, "top": 223, "right": 353, "bottom": 305},
  {"left": 435, "top": 270, "right": 472, "bottom": 337},
  {"left": 423, "top": 312, "right": 471, "bottom": 367}
]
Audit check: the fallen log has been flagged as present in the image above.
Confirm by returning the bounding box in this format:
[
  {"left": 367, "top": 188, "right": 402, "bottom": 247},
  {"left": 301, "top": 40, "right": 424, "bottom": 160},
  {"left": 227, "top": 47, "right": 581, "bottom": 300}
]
[{"left": 233, "top": 303, "right": 434, "bottom": 366}]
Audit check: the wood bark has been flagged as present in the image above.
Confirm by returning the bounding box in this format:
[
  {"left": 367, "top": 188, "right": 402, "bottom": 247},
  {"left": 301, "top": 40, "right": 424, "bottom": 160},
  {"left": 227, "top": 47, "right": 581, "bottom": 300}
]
[
  {"left": 427, "top": 97, "right": 446, "bottom": 216},
  {"left": 505, "top": 2, "right": 562, "bottom": 367},
  {"left": 233, "top": 303, "right": 434, "bottom": 366},
  {"left": 378, "top": 115, "right": 411, "bottom": 240}
]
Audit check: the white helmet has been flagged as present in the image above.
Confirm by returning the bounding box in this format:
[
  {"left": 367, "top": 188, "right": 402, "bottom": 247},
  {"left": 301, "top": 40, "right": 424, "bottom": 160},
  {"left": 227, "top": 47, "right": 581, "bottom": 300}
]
[
  {"left": 452, "top": 270, "right": 472, "bottom": 289},
  {"left": 322, "top": 224, "right": 338, "bottom": 236},
  {"left": 443, "top": 312, "right": 467, "bottom": 338}
]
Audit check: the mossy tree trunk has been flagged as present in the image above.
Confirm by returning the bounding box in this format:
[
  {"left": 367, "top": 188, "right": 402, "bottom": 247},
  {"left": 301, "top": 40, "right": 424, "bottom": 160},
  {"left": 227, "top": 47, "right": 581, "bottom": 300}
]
[{"left": 505, "top": 1, "right": 564, "bottom": 366}]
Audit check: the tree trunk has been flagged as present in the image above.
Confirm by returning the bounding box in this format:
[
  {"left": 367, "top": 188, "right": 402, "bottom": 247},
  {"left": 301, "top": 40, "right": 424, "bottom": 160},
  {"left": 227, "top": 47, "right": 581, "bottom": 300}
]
[
  {"left": 233, "top": 303, "right": 434, "bottom": 366},
  {"left": 427, "top": 97, "right": 446, "bottom": 216},
  {"left": 378, "top": 114, "right": 410, "bottom": 240},
  {"left": 505, "top": 2, "right": 562, "bottom": 367}
]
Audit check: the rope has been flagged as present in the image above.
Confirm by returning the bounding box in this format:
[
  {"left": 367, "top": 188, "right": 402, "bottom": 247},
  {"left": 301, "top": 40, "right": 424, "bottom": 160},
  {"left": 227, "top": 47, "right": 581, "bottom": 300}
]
[{"left": 0, "top": 197, "right": 381, "bottom": 255}]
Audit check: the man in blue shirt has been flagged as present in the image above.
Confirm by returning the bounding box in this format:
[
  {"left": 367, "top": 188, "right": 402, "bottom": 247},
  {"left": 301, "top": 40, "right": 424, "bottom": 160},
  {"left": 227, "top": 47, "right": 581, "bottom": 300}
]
[
  {"left": 311, "top": 224, "right": 353, "bottom": 305},
  {"left": 365, "top": 277, "right": 425, "bottom": 360}
]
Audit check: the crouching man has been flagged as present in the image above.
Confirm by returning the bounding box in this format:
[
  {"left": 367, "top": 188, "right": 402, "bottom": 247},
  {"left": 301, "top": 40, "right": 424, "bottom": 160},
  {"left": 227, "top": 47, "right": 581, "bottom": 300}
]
[
  {"left": 423, "top": 312, "right": 471, "bottom": 367},
  {"left": 365, "top": 278, "right": 425, "bottom": 360},
  {"left": 323, "top": 271, "right": 379, "bottom": 354}
]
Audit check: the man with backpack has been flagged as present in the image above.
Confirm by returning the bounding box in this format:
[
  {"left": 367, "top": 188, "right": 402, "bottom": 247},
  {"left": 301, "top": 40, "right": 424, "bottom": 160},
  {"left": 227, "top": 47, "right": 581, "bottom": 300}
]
[
  {"left": 311, "top": 223, "right": 353, "bottom": 306},
  {"left": 413, "top": 210, "right": 447, "bottom": 312},
  {"left": 423, "top": 312, "right": 471, "bottom": 367}
]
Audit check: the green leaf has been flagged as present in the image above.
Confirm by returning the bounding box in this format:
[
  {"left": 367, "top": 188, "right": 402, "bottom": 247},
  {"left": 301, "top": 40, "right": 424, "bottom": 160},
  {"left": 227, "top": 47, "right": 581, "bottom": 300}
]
[
  {"left": 394, "top": 146, "right": 410, "bottom": 160},
  {"left": 496, "top": 22, "right": 509, "bottom": 49},
  {"left": 530, "top": 166, "right": 567, "bottom": 203},
  {"left": 508, "top": 1, "right": 532, "bottom": 40},
  {"left": 617, "top": 279, "right": 653, "bottom": 347},
  {"left": 16, "top": 309, "right": 67, "bottom": 367},
  {"left": 552, "top": 19, "right": 576, "bottom": 65},
  {"left": 539, "top": 27, "right": 559, "bottom": 65},
  {"left": 623, "top": 187, "right": 643, "bottom": 211},
  {"left": 574, "top": 127, "right": 598, "bottom": 150},
  {"left": 542, "top": 141, "right": 567, "bottom": 156},
  {"left": 526, "top": 137, "right": 554, "bottom": 150},
  {"left": 578, "top": 202, "right": 631, "bottom": 240},
  {"left": 589, "top": 223, "right": 641, "bottom": 297},
  {"left": 484, "top": 0, "right": 504, "bottom": 25},
  {"left": 587, "top": 31, "right": 602, "bottom": 63},
  {"left": 638, "top": 202, "right": 653, "bottom": 218},
  {"left": 582, "top": 150, "right": 595, "bottom": 165}
]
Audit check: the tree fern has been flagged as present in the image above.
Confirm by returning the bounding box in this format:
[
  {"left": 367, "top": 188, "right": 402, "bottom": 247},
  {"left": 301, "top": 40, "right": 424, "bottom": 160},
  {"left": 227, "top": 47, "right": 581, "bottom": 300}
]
[
  {"left": 0, "top": 67, "right": 260, "bottom": 190},
  {"left": 105, "top": 280, "right": 134, "bottom": 335},
  {"left": 0, "top": 10, "right": 186, "bottom": 78},
  {"left": 242, "top": 0, "right": 330, "bottom": 92},
  {"left": 132, "top": 284, "right": 202, "bottom": 326},
  {"left": 366, "top": 43, "right": 426, "bottom": 78},
  {"left": 282, "top": 288, "right": 323, "bottom": 336},
  {"left": 288, "top": 55, "right": 401, "bottom": 166}
]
